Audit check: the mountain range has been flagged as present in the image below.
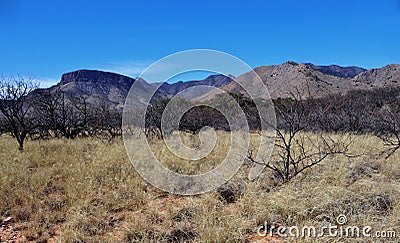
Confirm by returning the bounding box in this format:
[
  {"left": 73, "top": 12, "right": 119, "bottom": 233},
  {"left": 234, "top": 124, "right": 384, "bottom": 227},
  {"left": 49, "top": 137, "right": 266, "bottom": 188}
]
[{"left": 40, "top": 62, "right": 400, "bottom": 108}]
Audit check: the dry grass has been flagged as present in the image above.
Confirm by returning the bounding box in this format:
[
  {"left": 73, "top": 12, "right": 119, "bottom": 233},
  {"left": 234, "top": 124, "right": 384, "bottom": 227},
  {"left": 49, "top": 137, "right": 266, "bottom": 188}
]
[{"left": 0, "top": 133, "right": 399, "bottom": 242}]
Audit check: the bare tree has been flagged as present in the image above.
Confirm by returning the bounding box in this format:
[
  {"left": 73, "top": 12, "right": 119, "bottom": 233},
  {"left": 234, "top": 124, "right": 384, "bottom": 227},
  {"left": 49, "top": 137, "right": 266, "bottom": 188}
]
[
  {"left": 179, "top": 106, "right": 229, "bottom": 134},
  {"left": 70, "top": 95, "right": 90, "bottom": 136},
  {"left": 36, "top": 90, "right": 121, "bottom": 140},
  {"left": 0, "top": 113, "right": 11, "bottom": 135},
  {"left": 32, "top": 87, "right": 64, "bottom": 138},
  {"left": 145, "top": 98, "right": 170, "bottom": 139},
  {"left": 248, "top": 90, "right": 350, "bottom": 183},
  {"left": 0, "top": 76, "right": 39, "bottom": 150},
  {"left": 91, "top": 101, "right": 122, "bottom": 140},
  {"left": 373, "top": 103, "right": 400, "bottom": 159},
  {"left": 33, "top": 88, "right": 73, "bottom": 139},
  {"left": 54, "top": 93, "right": 89, "bottom": 139}
]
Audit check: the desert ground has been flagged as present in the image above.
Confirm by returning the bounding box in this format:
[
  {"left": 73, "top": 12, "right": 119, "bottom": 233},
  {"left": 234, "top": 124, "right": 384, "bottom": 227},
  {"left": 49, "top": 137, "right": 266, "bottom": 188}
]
[{"left": 0, "top": 132, "right": 399, "bottom": 242}]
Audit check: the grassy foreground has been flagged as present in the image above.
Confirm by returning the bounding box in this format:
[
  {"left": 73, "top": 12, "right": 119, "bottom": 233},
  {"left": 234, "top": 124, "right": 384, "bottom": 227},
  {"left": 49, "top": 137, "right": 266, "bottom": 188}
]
[{"left": 0, "top": 133, "right": 399, "bottom": 242}]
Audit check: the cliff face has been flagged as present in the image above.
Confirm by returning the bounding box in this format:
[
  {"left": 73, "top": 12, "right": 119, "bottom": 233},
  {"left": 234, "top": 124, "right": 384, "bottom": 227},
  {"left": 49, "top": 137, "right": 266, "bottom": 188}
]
[
  {"left": 49, "top": 70, "right": 136, "bottom": 109},
  {"left": 60, "top": 70, "right": 135, "bottom": 90}
]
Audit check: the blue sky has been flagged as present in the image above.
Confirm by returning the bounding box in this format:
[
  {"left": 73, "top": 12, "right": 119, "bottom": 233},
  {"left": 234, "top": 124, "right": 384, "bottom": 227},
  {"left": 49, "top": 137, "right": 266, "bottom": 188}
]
[{"left": 0, "top": 0, "right": 399, "bottom": 87}]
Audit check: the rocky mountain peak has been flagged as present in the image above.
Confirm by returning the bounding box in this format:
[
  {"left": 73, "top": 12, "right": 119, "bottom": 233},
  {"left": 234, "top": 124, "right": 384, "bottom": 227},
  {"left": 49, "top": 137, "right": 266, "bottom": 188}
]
[
  {"left": 60, "top": 69, "right": 135, "bottom": 86},
  {"left": 284, "top": 60, "right": 299, "bottom": 66}
]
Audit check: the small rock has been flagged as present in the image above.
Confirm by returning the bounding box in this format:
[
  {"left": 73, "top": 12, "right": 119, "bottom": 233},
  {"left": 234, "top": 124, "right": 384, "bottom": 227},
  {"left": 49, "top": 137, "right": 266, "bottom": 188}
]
[
  {"left": 216, "top": 182, "right": 244, "bottom": 203},
  {"left": 3, "top": 216, "right": 12, "bottom": 224}
]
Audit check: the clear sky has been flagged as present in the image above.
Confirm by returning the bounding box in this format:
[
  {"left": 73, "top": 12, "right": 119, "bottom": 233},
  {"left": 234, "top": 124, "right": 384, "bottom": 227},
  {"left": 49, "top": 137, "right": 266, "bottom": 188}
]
[{"left": 0, "top": 0, "right": 399, "bottom": 87}]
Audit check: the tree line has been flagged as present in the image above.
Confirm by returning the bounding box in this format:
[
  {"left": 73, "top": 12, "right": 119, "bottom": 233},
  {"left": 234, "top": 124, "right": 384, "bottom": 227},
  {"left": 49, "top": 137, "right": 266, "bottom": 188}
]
[
  {"left": 0, "top": 76, "right": 121, "bottom": 150},
  {"left": 1, "top": 76, "right": 399, "bottom": 160},
  {"left": 144, "top": 86, "right": 400, "bottom": 184}
]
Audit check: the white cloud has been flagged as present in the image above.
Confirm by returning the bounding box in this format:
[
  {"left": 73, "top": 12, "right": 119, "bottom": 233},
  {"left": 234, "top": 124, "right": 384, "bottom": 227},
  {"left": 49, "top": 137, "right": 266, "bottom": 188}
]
[
  {"left": 102, "top": 61, "right": 152, "bottom": 78},
  {"left": 37, "top": 77, "right": 59, "bottom": 88},
  {"left": 0, "top": 74, "right": 57, "bottom": 89}
]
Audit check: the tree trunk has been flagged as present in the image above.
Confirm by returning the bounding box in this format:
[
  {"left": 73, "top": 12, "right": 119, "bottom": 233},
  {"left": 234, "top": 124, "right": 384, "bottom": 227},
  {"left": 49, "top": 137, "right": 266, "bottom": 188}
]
[{"left": 18, "top": 139, "right": 24, "bottom": 151}]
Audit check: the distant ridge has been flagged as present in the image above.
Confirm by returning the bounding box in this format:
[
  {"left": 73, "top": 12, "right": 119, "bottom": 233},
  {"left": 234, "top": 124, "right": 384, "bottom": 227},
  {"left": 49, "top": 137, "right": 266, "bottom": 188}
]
[
  {"left": 158, "top": 74, "right": 233, "bottom": 96},
  {"left": 304, "top": 63, "right": 366, "bottom": 78},
  {"left": 37, "top": 62, "right": 400, "bottom": 109},
  {"left": 218, "top": 61, "right": 399, "bottom": 99}
]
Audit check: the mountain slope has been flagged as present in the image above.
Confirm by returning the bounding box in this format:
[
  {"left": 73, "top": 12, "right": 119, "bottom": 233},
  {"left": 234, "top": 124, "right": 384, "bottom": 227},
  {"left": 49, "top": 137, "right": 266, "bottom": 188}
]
[
  {"left": 43, "top": 70, "right": 233, "bottom": 109},
  {"left": 220, "top": 61, "right": 370, "bottom": 99},
  {"left": 36, "top": 62, "right": 400, "bottom": 109},
  {"left": 304, "top": 63, "right": 366, "bottom": 78},
  {"left": 158, "top": 74, "right": 233, "bottom": 96},
  {"left": 352, "top": 64, "right": 400, "bottom": 87},
  {"left": 52, "top": 70, "right": 136, "bottom": 109}
]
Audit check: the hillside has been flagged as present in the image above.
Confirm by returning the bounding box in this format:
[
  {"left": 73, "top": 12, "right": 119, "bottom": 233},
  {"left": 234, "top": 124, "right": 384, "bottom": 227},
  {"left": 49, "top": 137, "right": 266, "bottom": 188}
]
[
  {"left": 37, "top": 62, "right": 400, "bottom": 108},
  {"left": 304, "top": 63, "right": 366, "bottom": 78},
  {"left": 216, "top": 61, "right": 369, "bottom": 99},
  {"left": 353, "top": 64, "right": 400, "bottom": 86},
  {"left": 50, "top": 70, "right": 136, "bottom": 109},
  {"left": 159, "top": 74, "right": 233, "bottom": 96}
]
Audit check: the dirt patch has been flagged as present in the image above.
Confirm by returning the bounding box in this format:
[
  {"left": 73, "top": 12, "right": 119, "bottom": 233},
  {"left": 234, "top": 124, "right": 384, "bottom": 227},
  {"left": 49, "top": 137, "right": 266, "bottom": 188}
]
[
  {"left": 1, "top": 218, "right": 25, "bottom": 242},
  {"left": 246, "top": 232, "right": 282, "bottom": 243}
]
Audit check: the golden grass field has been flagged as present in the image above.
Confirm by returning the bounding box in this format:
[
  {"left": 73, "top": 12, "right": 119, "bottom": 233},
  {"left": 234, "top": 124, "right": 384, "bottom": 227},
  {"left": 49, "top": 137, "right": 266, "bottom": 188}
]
[{"left": 0, "top": 133, "right": 399, "bottom": 242}]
